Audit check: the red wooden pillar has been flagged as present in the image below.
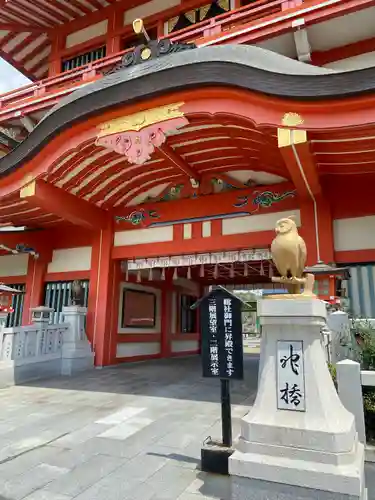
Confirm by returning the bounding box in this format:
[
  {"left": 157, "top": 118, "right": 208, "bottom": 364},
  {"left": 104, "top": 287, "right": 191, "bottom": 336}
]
[
  {"left": 160, "top": 288, "right": 172, "bottom": 358},
  {"left": 160, "top": 270, "right": 173, "bottom": 358},
  {"left": 22, "top": 252, "right": 51, "bottom": 325},
  {"left": 87, "top": 223, "right": 115, "bottom": 367},
  {"left": 106, "top": 7, "right": 122, "bottom": 55},
  {"left": 48, "top": 33, "right": 63, "bottom": 77},
  {"left": 109, "top": 260, "right": 122, "bottom": 364}
]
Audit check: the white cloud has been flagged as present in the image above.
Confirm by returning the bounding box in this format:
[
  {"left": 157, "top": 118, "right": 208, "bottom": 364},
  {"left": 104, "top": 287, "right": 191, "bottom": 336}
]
[{"left": 0, "top": 58, "right": 30, "bottom": 93}]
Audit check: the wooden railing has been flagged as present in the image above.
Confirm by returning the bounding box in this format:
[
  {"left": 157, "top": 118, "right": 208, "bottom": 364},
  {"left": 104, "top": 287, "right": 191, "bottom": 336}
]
[{"left": 0, "top": 0, "right": 293, "bottom": 122}]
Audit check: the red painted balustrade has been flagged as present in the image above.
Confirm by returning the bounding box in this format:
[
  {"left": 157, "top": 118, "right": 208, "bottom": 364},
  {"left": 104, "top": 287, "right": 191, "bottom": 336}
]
[{"left": 0, "top": 0, "right": 299, "bottom": 123}]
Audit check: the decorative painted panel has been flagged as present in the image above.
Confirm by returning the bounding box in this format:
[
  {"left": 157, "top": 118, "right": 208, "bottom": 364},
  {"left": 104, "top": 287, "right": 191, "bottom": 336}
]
[
  {"left": 114, "top": 182, "right": 297, "bottom": 229},
  {"left": 96, "top": 103, "right": 188, "bottom": 165}
]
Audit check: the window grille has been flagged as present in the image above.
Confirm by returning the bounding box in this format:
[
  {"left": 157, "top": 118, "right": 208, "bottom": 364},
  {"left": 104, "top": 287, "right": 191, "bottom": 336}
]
[
  {"left": 44, "top": 281, "right": 89, "bottom": 324},
  {"left": 62, "top": 46, "right": 106, "bottom": 72},
  {"left": 5, "top": 283, "right": 25, "bottom": 327},
  {"left": 180, "top": 294, "right": 197, "bottom": 333}
]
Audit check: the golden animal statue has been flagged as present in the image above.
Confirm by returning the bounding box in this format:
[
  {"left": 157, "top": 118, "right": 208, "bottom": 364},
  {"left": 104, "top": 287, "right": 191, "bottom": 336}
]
[{"left": 270, "top": 216, "right": 313, "bottom": 296}]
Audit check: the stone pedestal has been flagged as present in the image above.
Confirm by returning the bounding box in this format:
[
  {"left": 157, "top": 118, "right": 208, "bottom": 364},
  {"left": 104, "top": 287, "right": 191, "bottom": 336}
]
[
  {"left": 229, "top": 299, "right": 366, "bottom": 500},
  {"left": 61, "top": 306, "right": 94, "bottom": 375}
]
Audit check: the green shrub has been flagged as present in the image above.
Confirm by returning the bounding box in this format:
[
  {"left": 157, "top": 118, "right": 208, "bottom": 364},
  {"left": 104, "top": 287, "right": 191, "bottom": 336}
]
[
  {"left": 351, "top": 319, "right": 375, "bottom": 370},
  {"left": 328, "top": 362, "right": 337, "bottom": 387},
  {"left": 363, "top": 387, "right": 375, "bottom": 444},
  {"left": 364, "top": 390, "right": 375, "bottom": 413}
]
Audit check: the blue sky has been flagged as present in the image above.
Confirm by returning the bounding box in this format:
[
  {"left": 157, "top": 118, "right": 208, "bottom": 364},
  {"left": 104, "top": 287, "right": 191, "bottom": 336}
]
[{"left": 0, "top": 58, "right": 30, "bottom": 93}]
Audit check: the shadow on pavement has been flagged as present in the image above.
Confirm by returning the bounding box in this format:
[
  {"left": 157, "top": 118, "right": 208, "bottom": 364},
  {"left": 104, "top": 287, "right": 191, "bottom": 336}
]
[
  {"left": 147, "top": 451, "right": 200, "bottom": 467},
  {"left": 14, "top": 355, "right": 260, "bottom": 406}
]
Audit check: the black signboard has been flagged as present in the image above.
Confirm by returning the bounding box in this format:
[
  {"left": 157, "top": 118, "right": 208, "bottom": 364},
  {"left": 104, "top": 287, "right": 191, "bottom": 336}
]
[
  {"left": 194, "top": 286, "right": 244, "bottom": 380},
  {"left": 192, "top": 286, "right": 245, "bottom": 450}
]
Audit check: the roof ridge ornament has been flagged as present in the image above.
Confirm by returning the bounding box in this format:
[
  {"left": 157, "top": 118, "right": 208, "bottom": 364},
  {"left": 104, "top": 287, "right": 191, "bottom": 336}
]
[{"left": 106, "top": 18, "right": 196, "bottom": 74}]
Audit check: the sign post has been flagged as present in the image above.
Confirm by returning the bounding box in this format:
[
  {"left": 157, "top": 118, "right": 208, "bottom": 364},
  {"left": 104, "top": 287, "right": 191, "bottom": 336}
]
[{"left": 192, "top": 285, "right": 244, "bottom": 474}]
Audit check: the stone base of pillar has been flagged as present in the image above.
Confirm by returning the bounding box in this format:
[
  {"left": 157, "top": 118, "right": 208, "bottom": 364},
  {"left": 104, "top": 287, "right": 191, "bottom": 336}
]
[
  {"left": 61, "top": 342, "right": 94, "bottom": 376},
  {"left": 61, "top": 306, "right": 94, "bottom": 375},
  {"left": 229, "top": 299, "right": 366, "bottom": 500},
  {"left": 230, "top": 475, "right": 367, "bottom": 500}
]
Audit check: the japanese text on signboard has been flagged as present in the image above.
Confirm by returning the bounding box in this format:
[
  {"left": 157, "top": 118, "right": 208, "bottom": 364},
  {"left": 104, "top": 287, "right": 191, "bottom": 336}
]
[
  {"left": 224, "top": 298, "right": 234, "bottom": 378},
  {"left": 208, "top": 299, "right": 219, "bottom": 376},
  {"left": 200, "top": 288, "right": 244, "bottom": 380},
  {"left": 277, "top": 341, "right": 305, "bottom": 411}
]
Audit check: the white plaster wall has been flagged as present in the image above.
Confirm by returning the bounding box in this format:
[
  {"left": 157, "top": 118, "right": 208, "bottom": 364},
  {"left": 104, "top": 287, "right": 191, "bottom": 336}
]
[
  {"left": 334, "top": 216, "right": 375, "bottom": 251},
  {"left": 114, "top": 226, "right": 173, "bottom": 246},
  {"left": 202, "top": 221, "right": 211, "bottom": 238},
  {"left": 47, "top": 247, "right": 92, "bottom": 273},
  {"left": 183, "top": 224, "right": 192, "bottom": 239},
  {"left": 324, "top": 52, "right": 375, "bottom": 71},
  {"left": 116, "top": 342, "right": 161, "bottom": 358},
  {"left": 172, "top": 340, "right": 199, "bottom": 353},
  {"left": 124, "top": 0, "right": 180, "bottom": 24},
  {"left": 118, "top": 282, "right": 161, "bottom": 334},
  {"left": 66, "top": 20, "right": 108, "bottom": 48},
  {"left": 222, "top": 210, "right": 301, "bottom": 236},
  {"left": 0, "top": 254, "right": 28, "bottom": 277}
]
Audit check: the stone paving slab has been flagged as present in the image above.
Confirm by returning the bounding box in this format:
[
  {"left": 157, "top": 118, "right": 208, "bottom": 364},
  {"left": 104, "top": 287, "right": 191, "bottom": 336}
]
[{"left": 0, "top": 354, "right": 373, "bottom": 500}]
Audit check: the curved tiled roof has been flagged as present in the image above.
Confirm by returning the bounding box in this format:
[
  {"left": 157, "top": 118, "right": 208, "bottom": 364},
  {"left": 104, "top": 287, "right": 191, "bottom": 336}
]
[{"left": 0, "top": 44, "right": 372, "bottom": 179}]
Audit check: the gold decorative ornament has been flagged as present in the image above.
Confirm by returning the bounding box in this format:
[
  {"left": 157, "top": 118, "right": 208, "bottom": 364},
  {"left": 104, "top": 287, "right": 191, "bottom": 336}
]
[
  {"left": 132, "top": 18, "right": 150, "bottom": 41},
  {"left": 132, "top": 18, "right": 144, "bottom": 34},
  {"left": 20, "top": 174, "right": 36, "bottom": 198},
  {"left": 97, "top": 102, "right": 186, "bottom": 136},
  {"left": 141, "top": 47, "right": 152, "bottom": 60},
  {"left": 281, "top": 112, "right": 304, "bottom": 127},
  {"left": 278, "top": 112, "right": 307, "bottom": 148}
]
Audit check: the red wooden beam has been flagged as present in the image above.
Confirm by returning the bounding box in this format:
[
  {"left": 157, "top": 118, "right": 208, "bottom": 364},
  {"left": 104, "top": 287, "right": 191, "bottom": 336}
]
[
  {"left": 311, "top": 36, "right": 375, "bottom": 66},
  {"left": 20, "top": 179, "right": 109, "bottom": 230},
  {"left": 278, "top": 133, "right": 321, "bottom": 199},
  {"left": 157, "top": 144, "right": 200, "bottom": 181},
  {"left": 0, "top": 23, "right": 51, "bottom": 33}
]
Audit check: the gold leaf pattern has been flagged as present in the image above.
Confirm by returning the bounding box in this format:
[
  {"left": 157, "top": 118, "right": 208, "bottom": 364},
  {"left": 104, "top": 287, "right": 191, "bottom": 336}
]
[
  {"left": 199, "top": 4, "right": 210, "bottom": 20},
  {"left": 167, "top": 16, "right": 178, "bottom": 33},
  {"left": 185, "top": 10, "right": 196, "bottom": 23},
  {"left": 218, "top": 0, "right": 230, "bottom": 11},
  {"left": 98, "top": 102, "right": 186, "bottom": 136}
]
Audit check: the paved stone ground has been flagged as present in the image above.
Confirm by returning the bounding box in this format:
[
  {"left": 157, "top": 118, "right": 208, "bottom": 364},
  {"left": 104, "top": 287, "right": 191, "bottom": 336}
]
[{"left": 0, "top": 354, "right": 373, "bottom": 500}]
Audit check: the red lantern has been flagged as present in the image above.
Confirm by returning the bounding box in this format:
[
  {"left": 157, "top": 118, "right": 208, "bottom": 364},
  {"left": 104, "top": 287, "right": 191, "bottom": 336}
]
[{"left": 0, "top": 284, "right": 23, "bottom": 314}]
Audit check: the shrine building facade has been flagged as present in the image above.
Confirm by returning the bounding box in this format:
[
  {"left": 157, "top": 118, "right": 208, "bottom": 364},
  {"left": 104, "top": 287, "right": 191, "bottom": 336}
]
[{"left": 0, "top": 0, "right": 375, "bottom": 366}]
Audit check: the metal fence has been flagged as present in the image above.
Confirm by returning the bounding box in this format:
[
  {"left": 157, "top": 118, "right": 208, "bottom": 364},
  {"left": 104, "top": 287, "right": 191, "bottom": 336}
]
[
  {"left": 6, "top": 283, "right": 25, "bottom": 327},
  {"left": 44, "top": 281, "right": 89, "bottom": 324},
  {"left": 342, "top": 264, "right": 375, "bottom": 318}
]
